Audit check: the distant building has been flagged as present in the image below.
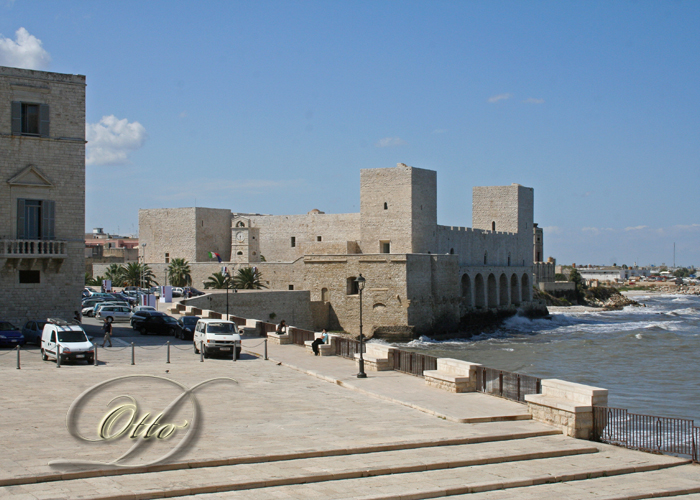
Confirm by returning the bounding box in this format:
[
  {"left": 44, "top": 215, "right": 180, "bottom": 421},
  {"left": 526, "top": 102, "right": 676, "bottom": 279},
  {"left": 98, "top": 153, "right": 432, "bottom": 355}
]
[
  {"left": 114, "top": 164, "right": 544, "bottom": 336},
  {"left": 578, "top": 267, "right": 650, "bottom": 283},
  {"left": 0, "top": 66, "right": 86, "bottom": 325},
  {"left": 85, "top": 228, "right": 139, "bottom": 274}
]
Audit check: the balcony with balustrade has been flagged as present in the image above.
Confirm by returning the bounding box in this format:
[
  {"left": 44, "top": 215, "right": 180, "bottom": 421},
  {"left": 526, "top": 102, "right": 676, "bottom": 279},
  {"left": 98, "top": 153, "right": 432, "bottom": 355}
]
[{"left": 1, "top": 239, "right": 68, "bottom": 270}]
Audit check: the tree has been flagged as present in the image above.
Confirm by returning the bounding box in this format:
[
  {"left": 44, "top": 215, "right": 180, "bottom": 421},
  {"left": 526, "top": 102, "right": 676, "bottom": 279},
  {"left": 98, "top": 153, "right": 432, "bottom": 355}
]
[
  {"left": 166, "top": 258, "right": 192, "bottom": 287},
  {"left": 674, "top": 268, "right": 691, "bottom": 278},
  {"left": 85, "top": 272, "right": 92, "bottom": 285},
  {"left": 87, "top": 275, "right": 106, "bottom": 286},
  {"left": 233, "top": 267, "right": 267, "bottom": 289},
  {"left": 569, "top": 268, "right": 586, "bottom": 303},
  {"left": 104, "top": 264, "right": 125, "bottom": 287},
  {"left": 203, "top": 272, "right": 231, "bottom": 289},
  {"left": 121, "top": 262, "right": 158, "bottom": 287}
]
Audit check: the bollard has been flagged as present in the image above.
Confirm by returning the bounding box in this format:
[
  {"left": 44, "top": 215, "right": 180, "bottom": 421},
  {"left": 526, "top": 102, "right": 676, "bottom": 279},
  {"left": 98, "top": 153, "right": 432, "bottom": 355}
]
[
  {"left": 16, "top": 345, "right": 20, "bottom": 370},
  {"left": 200, "top": 341, "right": 204, "bottom": 362},
  {"left": 57, "top": 344, "right": 61, "bottom": 368},
  {"left": 264, "top": 338, "right": 268, "bottom": 360},
  {"left": 233, "top": 342, "right": 237, "bottom": 363},
  {"left": 131, "top": 342, "right": 135, "bottom": 365},
  {"left": 167, "top": 341, "right": 170, "bottom": 364},
  {"left": 94, "top": 344, "right": 98, "bottom": 366}
]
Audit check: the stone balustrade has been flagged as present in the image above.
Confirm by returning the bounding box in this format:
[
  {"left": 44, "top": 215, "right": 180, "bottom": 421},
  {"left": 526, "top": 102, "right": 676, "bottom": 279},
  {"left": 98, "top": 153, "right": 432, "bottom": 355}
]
[
  {"left": 0, "top": 239, "right": 67, "bottom": 257},
  {"left": 525, "top": 379, "right": 608, "bottom": 439}
]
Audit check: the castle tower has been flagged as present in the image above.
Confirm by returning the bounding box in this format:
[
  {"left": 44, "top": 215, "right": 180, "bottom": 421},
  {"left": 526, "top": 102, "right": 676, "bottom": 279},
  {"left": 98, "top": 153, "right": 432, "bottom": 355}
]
[
  {"left": 231, "top": 216, "right": 260, "bottom": 263},
  {"left": 472, "top": 184, "right": 533, "bottom": 235},
  {"left": 359, "top": 163, "right": 437, "bottom": 254}
]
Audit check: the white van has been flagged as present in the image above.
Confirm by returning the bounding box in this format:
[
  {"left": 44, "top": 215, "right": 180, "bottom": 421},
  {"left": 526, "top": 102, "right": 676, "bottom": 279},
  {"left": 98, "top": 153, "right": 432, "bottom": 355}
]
[
  {"left": 193, "top": 319, "right": 241, "bottom": 359},
  {"left": 41, "top": 318, "right": 95, "bottom": 364}
]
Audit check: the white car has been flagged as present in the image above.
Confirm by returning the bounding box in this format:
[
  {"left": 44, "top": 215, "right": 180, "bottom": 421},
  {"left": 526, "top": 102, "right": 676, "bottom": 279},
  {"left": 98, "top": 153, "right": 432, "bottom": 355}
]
[
  {"left": 96, "top": 305, "right": 132, "bottom": 323},
  {"left": 131, "top": 305, "right": 157, "bottom": 317},
  {"left": 171, "top": 287, "right": 184, "bottom": 297},
  {"left": 193, "top": 319, "right": 241, "bottom": 359},
  {"left": 41, "top": 319, "right": 94, "bottom": 364}
]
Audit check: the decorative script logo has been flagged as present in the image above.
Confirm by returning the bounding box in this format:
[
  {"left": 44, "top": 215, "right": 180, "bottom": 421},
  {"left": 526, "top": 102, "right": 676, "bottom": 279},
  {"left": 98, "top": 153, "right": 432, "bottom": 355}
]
[{"left": 49, "top": 374, "right": 237, "bottom": 468}]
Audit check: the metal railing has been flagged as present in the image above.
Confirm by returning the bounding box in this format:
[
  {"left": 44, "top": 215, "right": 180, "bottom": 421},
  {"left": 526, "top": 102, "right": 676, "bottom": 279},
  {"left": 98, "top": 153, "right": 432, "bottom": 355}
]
[
  {"left": 0, "top": 239, "right": 67, "bottom": 257},
  {"left": 289, "top": 327, "right": 315, "bottom": 346},
  {"left": 391, "top": 350, "right": 437, "bottom": 377},
  {"left": 592, "top": 406, "right": 700, "bottom": 462},
  {"left": 475, "top": 366, "right": 541, "bottom": 403},
  {"left": 334, "top": 337, "right": 364, "bottom": 359}
]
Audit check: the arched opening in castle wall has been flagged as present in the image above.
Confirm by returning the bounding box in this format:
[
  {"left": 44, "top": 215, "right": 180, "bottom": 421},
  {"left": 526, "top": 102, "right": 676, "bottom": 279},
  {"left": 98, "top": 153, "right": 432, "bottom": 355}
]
[
  {"left": 521, "top": 273, "right": 531, "bottom": 302},
  {"left": 499, "top": 273, "right": 509, "bottom": 306},
  {"left": 461, "top": 274, "right": 472, "bottom": 307},
  {"left": 510, "top": 274, "right": 521, "bottom": 306},
  {"left": 474, "top": 273, "right": 485, "bottom": 308},
  {"left": 487, "top": 273, "right": 498, "bottom": 308}
]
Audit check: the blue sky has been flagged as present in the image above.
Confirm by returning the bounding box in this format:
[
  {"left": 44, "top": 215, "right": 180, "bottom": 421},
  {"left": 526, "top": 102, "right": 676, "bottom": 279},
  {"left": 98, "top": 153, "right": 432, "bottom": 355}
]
[{"left": 2, "top": 1, "right": 699, "bottom": 267}]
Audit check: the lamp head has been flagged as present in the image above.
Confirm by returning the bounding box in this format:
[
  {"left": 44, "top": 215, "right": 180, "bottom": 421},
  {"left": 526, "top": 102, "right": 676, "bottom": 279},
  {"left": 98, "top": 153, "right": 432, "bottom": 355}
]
[{"left": 355, "top": 274, "right": 366, "bottom": 291}]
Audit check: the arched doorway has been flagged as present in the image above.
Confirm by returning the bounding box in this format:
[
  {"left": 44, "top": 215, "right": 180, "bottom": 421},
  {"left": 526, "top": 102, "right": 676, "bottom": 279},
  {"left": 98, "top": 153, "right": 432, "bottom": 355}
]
[
  {"left": 510, "top": 274, "right": 520, "bottom": 306},
  {"left": 461, "top": 274, "right": 472, "bottom": 306},
  {"left": 487, "top": 273, "right": 497, "bottom": 308},
  {"left": 474, "top": 274, "right": 485, "bottom": 308},
  {"left": 499, "top": 273, "right": 509, "bottom": 306},
  {"left": 521, "top": 273, "right": 530, "bottom": 302}
]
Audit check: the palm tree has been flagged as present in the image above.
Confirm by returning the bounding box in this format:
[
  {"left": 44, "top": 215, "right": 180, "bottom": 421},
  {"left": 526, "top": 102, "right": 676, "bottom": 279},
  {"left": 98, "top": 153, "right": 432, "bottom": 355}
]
[
  {"left": 203, "top": 272, "right": 231, "bottom": 290},
  {"left": 105, "top": 264, "right": 125, "bottom": 287},
  {"left": 88, "top": 275, "right": 106, "bottom": 286},
  {"left": 121, "top": 262, "right": 158, "bottom": 288},
  {"left": 85, "top": 272, "right": 92, "bottom": 285},
  {"left": 233, "top": 267, "right": 267, "bottom": 289},
  {"left": 166, "top": 258, "right": 192, "bottom": 287}
]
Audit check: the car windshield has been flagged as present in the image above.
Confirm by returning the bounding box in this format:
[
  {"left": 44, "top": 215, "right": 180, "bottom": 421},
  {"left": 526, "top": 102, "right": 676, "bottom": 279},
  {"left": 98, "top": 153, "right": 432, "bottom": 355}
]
[
  {"left": 0, "top": 322, "right": 19, "bottom": 331},
  {"left": 207, "top": 323, "right": 236, "bottom": 334},
  {"left": 164, "top": 317, "right": 178, "bottom": 324},
  {"left": 182, "top": 317, "right": 199, "bottom": 325},
  {"left": 58, "top": 331, "right": 88, "bottom": 343}
]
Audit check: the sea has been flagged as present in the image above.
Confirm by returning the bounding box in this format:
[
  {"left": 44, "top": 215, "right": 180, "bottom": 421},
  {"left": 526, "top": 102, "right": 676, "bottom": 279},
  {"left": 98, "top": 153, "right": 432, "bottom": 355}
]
[{"left": 387, "top": 293, "right": 700, "bottom": 424}]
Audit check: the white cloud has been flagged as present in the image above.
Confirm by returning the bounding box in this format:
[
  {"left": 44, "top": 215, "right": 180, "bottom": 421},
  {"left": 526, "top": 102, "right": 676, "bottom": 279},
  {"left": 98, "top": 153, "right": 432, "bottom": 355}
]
[
  {"left": 375, "top": 137, "right": 406, "bottom": 148},
  {"left": 523, "top": 98, "right": 545, "bottom": 104},
  {"left": 0, "top": 27, "right": 51, "bottom": 70},
  {"left": 624, "top": 225, "right": 648, "bottom": 232},
  {"left": 488, "top": 93, "right": 512, "bottom": 103},
  {"left": 86, "top": 115, "right": 147, "bottom": 166},
  {"left": 179, "top": 111, "right": 187, "bottom": 118},
  {"left": 542, "top": 226, "right": 561, "bottom": 235}
]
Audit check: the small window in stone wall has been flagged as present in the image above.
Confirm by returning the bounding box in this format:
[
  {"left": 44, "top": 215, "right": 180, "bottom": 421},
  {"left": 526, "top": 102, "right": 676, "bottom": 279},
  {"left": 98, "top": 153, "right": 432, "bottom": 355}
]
[
  {"left": 347, "top": 277, "right": 359, "bottom": 295},
  {"left": 450, "top": 248, "right": 454, "bottom": 254},
  {"left": 288, "top": 284, "right": 294, "bottom": 290},
  {"left": 381, "top": 241, "right": 390, "bottom": 254},
  {"left": 291, "top": 236, "right": 296, "bottom": 247},
  {"left": 317, "top": 236, "right": 322, "bottom": 242},
  {"left": 484, "top": 252, "right": 488, "bottom": 265},
  {"left": 19, "top": 270, "right": 40, "bottom": 283},
  {"left": 237, "top": 251, "right": 243, "bottom": 256},
  {"left": 165, "top": 253, "right": 170, "bottom": 263},
  {"left": 492, "top": 221, "right": 496, "bottom": 231},
  {"left": 508, "top": 253, "right": 511, "bottom": 266},
  {"left": 384, "top": 202, "right": 388, "bottom": 210}
]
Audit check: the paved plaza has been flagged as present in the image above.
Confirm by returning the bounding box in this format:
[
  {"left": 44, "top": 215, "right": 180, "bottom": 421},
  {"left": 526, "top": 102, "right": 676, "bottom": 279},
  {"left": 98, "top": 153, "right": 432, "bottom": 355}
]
[{"left": 0, "top": 325, "right": 699, "bottom": 499}]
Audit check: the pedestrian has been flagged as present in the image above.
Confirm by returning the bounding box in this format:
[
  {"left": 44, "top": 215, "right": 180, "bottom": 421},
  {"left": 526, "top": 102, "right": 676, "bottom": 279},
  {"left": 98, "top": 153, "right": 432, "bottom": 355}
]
[
  {"left": 276, "top": 320, "right": 287, "bottom": 335},
  {"left": 102, "top": 317, "right": 113, "bottom": 347},
  {"left": 311, "top": 328, "right": 328, "bottom": 356}
]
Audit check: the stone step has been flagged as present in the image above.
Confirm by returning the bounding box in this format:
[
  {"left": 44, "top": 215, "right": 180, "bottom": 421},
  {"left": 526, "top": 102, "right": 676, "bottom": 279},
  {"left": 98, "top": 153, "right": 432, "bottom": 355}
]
[
  {"left": 0, "top": 435, "right": 598, "bottom": 499},
  {"left": 0, "top": 425, "right": 561, "bottom": 487},
  {"left": 152, "top": 443, "right": 688, "bottom": 500},
  {"left": 449, "top": 463, "right": 700, "bottom": 499}
]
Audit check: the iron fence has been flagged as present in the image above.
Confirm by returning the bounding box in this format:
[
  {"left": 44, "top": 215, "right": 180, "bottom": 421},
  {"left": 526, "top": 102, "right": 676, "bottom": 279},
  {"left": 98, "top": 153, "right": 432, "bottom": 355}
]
[
  {"left": 475, "top": 366, "right": 541, "bottom": 403},
  {"left": 391, "top": 350, "right": 438, "bottom": 377},
  {"left": 289, "top": 327, "right": 315, "bottom": 346},
  {"left": 592, "top": 406, "right": 699, "bottom": 461},
  {"left": 333, "top": 337, "right": 364, "bottom": 359}
]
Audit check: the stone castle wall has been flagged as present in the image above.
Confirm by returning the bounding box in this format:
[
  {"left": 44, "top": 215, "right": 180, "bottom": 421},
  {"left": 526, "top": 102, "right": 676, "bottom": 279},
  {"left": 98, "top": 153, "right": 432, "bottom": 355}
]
[{"left": 0, "top": 66, "right": 86, "bottom": 325}]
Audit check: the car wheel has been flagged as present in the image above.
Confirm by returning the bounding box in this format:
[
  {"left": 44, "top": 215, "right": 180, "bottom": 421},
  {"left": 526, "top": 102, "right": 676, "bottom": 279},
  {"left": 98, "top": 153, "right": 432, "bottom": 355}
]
[
  {"left": 87, "top": 356, "right": 94, "bottom": 364},
  {"left": 168, "top": 328, "right": 175, "bottom": 337},
  {"left": 41, "top": 348, "right": 48, "bottom": 361},
  {"left": 193, "top": 342, "right": 199, "bottom": 354},
  {"left": 140, "top": 328, "right": 147, "bottom": 335}
]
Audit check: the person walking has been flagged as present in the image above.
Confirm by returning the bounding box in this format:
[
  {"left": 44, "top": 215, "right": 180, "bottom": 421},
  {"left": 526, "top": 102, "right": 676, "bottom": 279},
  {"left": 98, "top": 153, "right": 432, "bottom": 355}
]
[{"left": 102, "top": 317, "right": 113, "bottom": 347}]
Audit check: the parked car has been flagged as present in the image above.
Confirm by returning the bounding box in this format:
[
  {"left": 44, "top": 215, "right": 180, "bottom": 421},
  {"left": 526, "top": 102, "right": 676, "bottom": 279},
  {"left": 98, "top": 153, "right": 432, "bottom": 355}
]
[
  {"left": 176, "top": 315, "right": 201, "bottom": 340},
  {"left": 132, "top": 313, "right": 181, "bottom": 336},
  {"left": 96, "top": 305, "right": 133, "bottom": 323},
  {"left": 131, "top": 305, "right": 157, "bottom": 316},
  {"left": 93, "top": 300, "right": 130, "bottom": 317},
  {"left": 82, "top": 297, "right": 107, "bottom": 308},
  {"left": 111, "top": 292, "right": 137, "bottom": 305},
  {"left": 0, "top": 322, "right": 25, "bottom": 347},
  {"left": 41, "top": 319, "right": 94, "bottom": 364},
  {"left": 123, "top": 286, "right": 140, "bottom": 292},
  {"left": 193, "top": 319, "right": 241, "bottom": 359},
  {"left": 22, "top": 320, "right": 48, "bottom": 345},
  {"left": 130, "top": 310, "right": 166, "bottom": 329},
  {"left": 171, "top": 287, "right": 184, "bottom": 298}
]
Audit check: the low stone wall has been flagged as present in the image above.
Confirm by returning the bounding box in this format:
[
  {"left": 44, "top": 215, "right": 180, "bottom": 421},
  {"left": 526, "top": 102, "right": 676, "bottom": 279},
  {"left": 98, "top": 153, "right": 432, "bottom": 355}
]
[
  {"left": 182, "top": 290, "right": 314, "bottom": 331},
  {"left": 539, "top": 281, "right": 576, "bottom": 293}
]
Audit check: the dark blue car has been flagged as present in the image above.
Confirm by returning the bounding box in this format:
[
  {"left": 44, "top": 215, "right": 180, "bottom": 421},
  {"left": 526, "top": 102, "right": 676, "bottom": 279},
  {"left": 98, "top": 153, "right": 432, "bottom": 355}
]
[{"left": 0, "top": 322, "right": 25, "bottom": 347}]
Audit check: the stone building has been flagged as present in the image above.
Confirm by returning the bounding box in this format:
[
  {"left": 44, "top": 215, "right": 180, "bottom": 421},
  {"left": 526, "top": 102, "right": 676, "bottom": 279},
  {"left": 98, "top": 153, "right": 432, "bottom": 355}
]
[
  {"left": 0, "top": 66, "right": 86, "bottom": 325},
  {"left": 133, "top": 163, "right": 542, "bottom": 336}
]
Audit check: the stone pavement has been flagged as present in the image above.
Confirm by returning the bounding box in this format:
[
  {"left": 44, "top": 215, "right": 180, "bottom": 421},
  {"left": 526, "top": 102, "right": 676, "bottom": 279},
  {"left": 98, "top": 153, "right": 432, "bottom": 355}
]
[{"left": 0, "top": 337, "right": 698, "bottom": 499}]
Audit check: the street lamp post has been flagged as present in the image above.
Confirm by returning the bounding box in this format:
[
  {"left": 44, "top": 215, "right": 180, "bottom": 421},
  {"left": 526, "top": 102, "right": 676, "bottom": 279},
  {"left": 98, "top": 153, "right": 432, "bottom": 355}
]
[
  {"left": 226, "top": 270, "right": 230, "bottom": 319},
  {"left": 141, "top": 243, "right": 147, "bottom": 304},
  {"left": 355, "top": 274, "right": 367, "bottom": 379}
]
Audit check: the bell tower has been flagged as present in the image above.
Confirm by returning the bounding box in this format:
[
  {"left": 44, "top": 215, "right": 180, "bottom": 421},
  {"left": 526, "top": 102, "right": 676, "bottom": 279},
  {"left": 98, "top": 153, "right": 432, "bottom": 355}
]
[{"left": 231, "top": 217, "right": 260, "bottom": 263}]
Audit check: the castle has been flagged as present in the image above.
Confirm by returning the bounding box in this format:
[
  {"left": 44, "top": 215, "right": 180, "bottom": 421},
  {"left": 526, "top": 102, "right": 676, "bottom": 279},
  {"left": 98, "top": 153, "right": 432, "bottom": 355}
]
[{"left": 136, "top": 163, "right": 540, "bottom": 336}]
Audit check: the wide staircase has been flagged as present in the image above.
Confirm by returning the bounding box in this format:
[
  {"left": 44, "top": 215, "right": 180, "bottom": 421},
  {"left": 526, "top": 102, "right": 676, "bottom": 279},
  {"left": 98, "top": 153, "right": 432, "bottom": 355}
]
[{"left": 3, "top": 425, "right": 699, "bottom": 499}]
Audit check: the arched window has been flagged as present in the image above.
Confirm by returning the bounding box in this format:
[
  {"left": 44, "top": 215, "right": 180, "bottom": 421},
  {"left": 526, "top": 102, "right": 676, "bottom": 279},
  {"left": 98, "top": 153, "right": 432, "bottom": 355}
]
[
  {"left": 383, "top": 202, "right": 388, "bottom": 210},
  {"left": 508, "top": 253, "right": 511, "bottom": 266},
  {"left": 236, "top": 221, "right": 245, "bottom": 227},
  {"left": 450, "top": 248, "right": 454, "bottom": 254},
  {"left": 492, "top": 221, "right": 496, "bottom": 231}
]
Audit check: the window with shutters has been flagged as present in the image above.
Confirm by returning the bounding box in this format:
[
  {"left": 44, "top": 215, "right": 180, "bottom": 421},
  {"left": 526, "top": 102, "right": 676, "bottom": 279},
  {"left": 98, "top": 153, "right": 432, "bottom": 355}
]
[
  {"left": 16, "top": 199, "right": 55, "bottom": 240},
  {"left": 11, "top": 102, "right": 49, "bottom": 137}
]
